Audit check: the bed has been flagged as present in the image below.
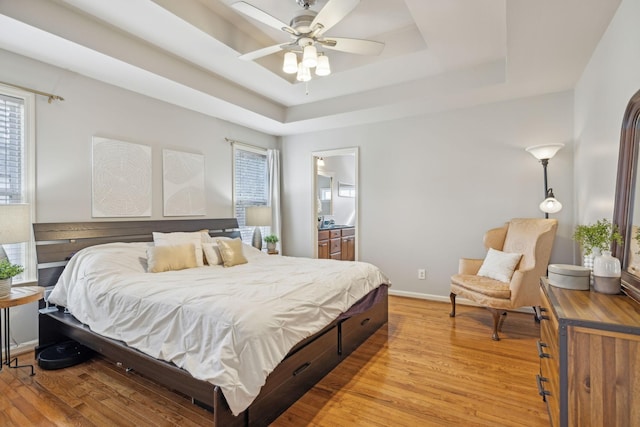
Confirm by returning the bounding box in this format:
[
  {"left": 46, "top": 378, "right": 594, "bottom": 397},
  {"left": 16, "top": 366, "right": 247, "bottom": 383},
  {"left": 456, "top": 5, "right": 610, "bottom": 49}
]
[{"left": 34, "top": 218, "right": 389, "bottom": 426}]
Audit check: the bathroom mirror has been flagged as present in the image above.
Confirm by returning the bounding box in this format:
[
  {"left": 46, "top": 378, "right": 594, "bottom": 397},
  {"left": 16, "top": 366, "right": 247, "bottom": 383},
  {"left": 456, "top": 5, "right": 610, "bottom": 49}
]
[
  {"left": 317, "top": 174, "right": 333, "bottom": 216},
  {"left": 612, "top": 88, "right": 640, "bottom": 303}
]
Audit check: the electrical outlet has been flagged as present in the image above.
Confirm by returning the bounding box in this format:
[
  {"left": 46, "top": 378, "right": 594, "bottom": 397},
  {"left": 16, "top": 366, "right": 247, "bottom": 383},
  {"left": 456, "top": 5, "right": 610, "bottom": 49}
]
[{"left": 418, "top": 269, "right": 426, "bottom": 280}]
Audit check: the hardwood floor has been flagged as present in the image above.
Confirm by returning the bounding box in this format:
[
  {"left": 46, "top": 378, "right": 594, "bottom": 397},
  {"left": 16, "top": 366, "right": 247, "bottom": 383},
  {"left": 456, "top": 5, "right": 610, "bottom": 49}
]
[{"left": 1, "top": 297, "right": 549, "bottom": 426}]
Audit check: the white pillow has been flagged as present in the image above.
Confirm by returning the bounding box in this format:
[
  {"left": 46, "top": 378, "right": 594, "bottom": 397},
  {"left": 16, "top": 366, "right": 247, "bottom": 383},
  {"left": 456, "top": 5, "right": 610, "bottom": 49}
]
[
  {"left": 153, "top": 231, "right": 204, "bottom": 267},
  {"left": 477, "top": 248, "right": 522, "bottom": 282},
  {"left": 202, "top": 242, "right": 223, "bottom": 265}
]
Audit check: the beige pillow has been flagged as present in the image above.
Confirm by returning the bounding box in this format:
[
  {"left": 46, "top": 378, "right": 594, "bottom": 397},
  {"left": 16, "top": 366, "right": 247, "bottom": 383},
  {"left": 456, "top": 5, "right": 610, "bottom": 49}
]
[
  {"left": 147, "top": 243, "right": 198, "bottom": 273},
  {"left": 477, "top": 248, "right": 522, "bottom": 282},
  {"left": 153, "top": 231, "right": 204, "bottom": 267},
  {"left": 217, "top": 238, "right": 248, "bottom": 267}
]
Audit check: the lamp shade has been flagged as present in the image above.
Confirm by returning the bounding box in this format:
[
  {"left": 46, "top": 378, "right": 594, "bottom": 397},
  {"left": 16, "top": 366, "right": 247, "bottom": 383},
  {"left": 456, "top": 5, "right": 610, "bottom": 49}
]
[
  {"left": 296, "top": 63, "right": 311, "bottom": 82},
  {"left": 539, "top": 189, "right": 562, "bottom": 214},
  {"left": 315, "top": 55, "right": 331, "bottom": 76},
  {"left": 526, "top": 143, "right": 564, "bottom": 160},
  {"left": 302, "top": 44, "right": 318, "bottom": 68},
  {"left": 283, "top": 52, "right": 298, "bottom": 74},
  {"left": 245, "top": 206, "right": 272, "bottom": 227},
  {"left": 0, "top": 204, "right": 30, "bottom": 244}
]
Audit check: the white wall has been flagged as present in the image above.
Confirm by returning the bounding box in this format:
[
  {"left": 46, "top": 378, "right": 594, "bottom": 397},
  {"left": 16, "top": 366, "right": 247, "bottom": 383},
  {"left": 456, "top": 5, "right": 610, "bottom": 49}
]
[
  {"left": 282, "top": 91, "right": 575, "bottom": 299},
  {"left": 0, "top": 50, "right": 278, "bottom": 350},
  {"left": 574, "top": 0, "right": 640, "bottom": 226}
]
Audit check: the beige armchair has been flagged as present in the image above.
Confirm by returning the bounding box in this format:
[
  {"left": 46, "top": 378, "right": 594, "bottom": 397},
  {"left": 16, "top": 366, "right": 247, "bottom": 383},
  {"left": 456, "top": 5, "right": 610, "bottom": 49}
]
[{"left": 450, "top": 218, "right": 558, "bottom": 340}]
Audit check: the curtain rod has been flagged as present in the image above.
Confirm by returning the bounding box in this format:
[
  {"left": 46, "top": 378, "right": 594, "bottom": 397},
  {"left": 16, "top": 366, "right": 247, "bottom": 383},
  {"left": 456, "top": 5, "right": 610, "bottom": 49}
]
[
  {"left": 0, "top": 81, "right": 64, "bottom": 103},
  {"left": 225, "top": 137, "right": 264, "bottom": 152}
]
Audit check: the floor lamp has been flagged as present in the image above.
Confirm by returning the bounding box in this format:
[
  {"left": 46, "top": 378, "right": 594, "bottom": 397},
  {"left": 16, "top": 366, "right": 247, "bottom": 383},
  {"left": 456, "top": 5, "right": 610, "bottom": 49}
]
[
  {"left": 0, "top": 204, "right": 31, "bottom": 261},
  {"left": 525, "top": 144, "right": 564, "bottom": 218},
  {"left": 245, "top": 206, "right": 272, "bottom": 251}
]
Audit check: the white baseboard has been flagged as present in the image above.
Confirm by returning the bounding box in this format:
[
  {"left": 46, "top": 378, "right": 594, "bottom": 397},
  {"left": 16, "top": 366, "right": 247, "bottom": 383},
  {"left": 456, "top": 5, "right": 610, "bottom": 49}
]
[
  {"left": 2, "top": 339, "right": 38, "bottom": 359},
  {"left": 387, "top": 289, "right": 534, "bottom": 314}
]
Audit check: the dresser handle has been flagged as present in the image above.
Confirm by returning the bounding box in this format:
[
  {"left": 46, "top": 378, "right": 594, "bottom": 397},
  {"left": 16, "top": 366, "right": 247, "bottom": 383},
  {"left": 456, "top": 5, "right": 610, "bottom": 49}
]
[
  {"left": 536, "top": 374, "right": 550, "bottom": 402},
  {"left": 360, "top": 318, "right": 371, "bottom": 327},
  {"left": 538, "top": 306, "right": 550, "bottom": 321},
  {"left": 537, "top": 340, "right": 551, "bottom": 358}
]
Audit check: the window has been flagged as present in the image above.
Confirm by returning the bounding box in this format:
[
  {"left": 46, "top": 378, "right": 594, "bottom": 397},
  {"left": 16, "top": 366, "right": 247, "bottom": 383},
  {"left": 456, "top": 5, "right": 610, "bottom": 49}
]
[
  {"left": 0, "top": 86, "right": 36, "bottom": 282},
  {"left": 233, "top": 145, "right": 270, "bottom": 243}
]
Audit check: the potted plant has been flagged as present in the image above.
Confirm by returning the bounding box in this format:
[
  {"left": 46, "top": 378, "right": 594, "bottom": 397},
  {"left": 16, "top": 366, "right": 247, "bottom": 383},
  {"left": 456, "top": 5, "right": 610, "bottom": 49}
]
[
  {"left": 573, "top": 218, "right": 622, "bottom": 285},
  {"left": 573, "top": 218, "right": 623, "bottom": 271},
  {"left": 0, "top": 259, "right": 24, "bottom": 298},
  {"left": 264, "top": 234, "right": 279, "bottom": 253}
]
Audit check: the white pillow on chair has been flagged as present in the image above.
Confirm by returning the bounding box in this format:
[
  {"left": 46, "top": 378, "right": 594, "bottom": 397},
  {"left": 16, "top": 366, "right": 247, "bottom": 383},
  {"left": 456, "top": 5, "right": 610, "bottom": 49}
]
[{"left": 477, "top": 248, "right": 522, "bottom": 282}]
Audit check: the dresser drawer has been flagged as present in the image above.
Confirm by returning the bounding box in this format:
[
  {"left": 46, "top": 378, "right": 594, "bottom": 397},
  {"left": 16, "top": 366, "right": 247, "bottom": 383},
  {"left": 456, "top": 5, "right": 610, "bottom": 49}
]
[
  {"left": 330, "top": 238, "right": 341, "bottom": 254},
  {"left": 341, "top": 227, "right": 355, "bottom": 237},
  {"left": 330, "top": 229, "right": 342, "bottom": 239},
  {"left": 318, "top": 230, "right": 330, "bottom": 241}
]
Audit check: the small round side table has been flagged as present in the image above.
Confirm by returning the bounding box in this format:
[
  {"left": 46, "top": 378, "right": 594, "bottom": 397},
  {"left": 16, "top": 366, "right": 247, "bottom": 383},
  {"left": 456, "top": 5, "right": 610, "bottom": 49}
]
[{"left": 0, "top": 285, "right": 44, "bottom": 375}]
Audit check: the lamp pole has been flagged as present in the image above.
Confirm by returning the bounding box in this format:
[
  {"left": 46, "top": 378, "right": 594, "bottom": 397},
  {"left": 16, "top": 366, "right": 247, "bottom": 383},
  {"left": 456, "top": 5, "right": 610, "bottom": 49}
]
[{"left": 541, "top": 158, "right": 549, "bottom": 219}]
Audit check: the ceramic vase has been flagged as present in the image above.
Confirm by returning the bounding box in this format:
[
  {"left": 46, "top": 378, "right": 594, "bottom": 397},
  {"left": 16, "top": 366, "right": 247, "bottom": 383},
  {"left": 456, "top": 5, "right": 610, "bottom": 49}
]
[
  {"left": 267, "top": 242, "right": 277, "bottom": 253},
  {"left": 0, "top": 277, "right": 12, "bottom": 298},
  {"left": 593, "top": 250, "right": 622, "bottom": 294}
]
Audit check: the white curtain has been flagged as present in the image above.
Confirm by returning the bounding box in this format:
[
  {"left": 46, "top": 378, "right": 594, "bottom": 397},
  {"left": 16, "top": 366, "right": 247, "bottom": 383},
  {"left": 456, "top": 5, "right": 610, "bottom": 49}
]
[{"left": 268, "top": 149, "right": 282, "bottom": 253}]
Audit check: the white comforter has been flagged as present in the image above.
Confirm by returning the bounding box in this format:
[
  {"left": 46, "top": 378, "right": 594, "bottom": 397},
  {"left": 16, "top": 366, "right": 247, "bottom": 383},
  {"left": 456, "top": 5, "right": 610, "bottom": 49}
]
[{"left": 49, "top": 242, "right": 389, "bottom": 415}]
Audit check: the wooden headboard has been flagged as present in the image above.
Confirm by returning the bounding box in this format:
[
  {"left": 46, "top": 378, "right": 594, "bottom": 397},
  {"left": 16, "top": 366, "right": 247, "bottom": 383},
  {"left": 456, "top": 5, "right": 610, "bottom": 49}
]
[{"left": 33, "top": 218, "right": 240, "bottom": 288}]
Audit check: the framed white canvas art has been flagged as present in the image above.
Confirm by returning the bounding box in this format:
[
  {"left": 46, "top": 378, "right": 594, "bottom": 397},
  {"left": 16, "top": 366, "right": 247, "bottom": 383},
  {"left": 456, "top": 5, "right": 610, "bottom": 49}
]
[
  {"left": 162, "top": 149, "right": 205, "bottom": 216},
  {"left": 92, "top": 137, "right": 152, "bottom": 217}
]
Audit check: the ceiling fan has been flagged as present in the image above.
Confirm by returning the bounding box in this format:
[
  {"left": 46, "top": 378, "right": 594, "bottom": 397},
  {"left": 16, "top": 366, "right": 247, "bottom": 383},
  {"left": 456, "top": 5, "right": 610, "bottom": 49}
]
[{"left": 231, "top": 0, "right": 385, "bottom": 80}]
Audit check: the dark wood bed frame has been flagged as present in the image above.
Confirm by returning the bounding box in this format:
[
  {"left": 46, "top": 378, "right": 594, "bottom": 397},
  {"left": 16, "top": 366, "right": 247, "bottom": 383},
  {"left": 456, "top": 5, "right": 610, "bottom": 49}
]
[{"left": 33, "top": 218, "right": 388, "bottom": 426}]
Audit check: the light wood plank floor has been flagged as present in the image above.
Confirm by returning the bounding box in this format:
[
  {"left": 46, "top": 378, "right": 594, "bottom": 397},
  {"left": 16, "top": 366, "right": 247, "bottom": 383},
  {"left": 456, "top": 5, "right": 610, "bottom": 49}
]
[{"left": 1, "top": 297, "right": 550, "bottom": 426}]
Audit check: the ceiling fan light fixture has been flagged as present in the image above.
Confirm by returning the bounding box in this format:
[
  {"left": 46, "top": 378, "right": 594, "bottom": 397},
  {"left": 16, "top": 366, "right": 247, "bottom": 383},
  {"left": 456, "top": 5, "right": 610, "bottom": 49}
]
[
  {"left": 283, "top": 52, "right": 298, "bottom": 74},
  {"left": 315, "top": 54, "right": 331, "bottom": 76},
  {"left": 302, "top": 44, "right": 318, "bottom": 68},
  {"left": 296, "top": 63, "right": 311, "bottom": 82}
]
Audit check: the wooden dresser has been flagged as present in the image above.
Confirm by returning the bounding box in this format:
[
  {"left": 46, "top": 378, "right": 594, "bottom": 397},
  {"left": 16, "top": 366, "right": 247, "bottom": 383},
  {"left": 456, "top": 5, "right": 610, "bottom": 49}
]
[
  {"left": 318, "top": 227, "right": 355, "bottom": 261},
  {"left": 537, "top": 278, "right": 640, "bottom": 426}
]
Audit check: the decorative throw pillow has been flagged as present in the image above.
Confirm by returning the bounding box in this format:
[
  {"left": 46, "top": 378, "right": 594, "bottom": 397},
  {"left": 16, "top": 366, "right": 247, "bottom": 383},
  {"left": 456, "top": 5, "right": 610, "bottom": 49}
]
[
  {"left": 477, "top": 248, "right": 522, "bottom": 282},
  {"left": 202, "top": 242, "right": 223, "bottom": 266},
  {"left": 217, "top": 238, "right": 248, "bottom": 267},
  {"left": 153, "top": 231, "right": 204, "bottom": 267},
  {"left": 146, "top": 243, "right": 197, "bottom": 273}
]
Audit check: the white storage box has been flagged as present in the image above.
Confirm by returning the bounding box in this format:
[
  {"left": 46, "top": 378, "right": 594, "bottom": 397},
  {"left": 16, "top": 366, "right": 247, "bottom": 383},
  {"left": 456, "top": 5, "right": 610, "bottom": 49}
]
[{"left": 548, "top": 264, "right": 590, "bottom": 290}]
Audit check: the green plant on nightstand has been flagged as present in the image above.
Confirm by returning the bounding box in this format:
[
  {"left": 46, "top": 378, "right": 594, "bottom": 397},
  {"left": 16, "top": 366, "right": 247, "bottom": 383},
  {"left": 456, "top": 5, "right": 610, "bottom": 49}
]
[
  {"left": 0, "top": 259, "right": 24, "bottom": 280},
  {"left": 264, "top": 234, "right": 279, "bottom": 253},
  {"left": 0, "top": 258, "right": 24, "bottom": 298}
]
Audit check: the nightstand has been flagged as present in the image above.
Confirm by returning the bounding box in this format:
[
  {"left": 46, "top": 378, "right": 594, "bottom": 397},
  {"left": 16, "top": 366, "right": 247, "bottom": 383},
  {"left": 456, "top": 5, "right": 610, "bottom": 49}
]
[{"left": 0, "top": 285, "right": 44, "bottom": 375}]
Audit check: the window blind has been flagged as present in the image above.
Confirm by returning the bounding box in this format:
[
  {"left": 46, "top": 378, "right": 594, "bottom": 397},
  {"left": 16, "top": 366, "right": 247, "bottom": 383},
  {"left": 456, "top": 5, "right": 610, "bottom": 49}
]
[
  {"left": 233, "top": 146, "right": 270, "bottom": 243},
  {"left": 0, "top": 93, "right": 27, "bottom": 278}
]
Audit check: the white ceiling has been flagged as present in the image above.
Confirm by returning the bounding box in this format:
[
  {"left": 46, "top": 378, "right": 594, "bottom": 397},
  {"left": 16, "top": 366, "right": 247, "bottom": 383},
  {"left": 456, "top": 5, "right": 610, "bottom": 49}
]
[{"left": 0, "top": 0, "right": 621, "bottom": 136}]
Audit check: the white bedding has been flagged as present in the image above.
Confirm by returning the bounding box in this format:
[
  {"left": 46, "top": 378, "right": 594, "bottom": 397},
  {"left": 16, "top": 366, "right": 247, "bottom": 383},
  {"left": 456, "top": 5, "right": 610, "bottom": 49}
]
[{"left": 49, "top": 242, "right": 389, "bottom": 415}]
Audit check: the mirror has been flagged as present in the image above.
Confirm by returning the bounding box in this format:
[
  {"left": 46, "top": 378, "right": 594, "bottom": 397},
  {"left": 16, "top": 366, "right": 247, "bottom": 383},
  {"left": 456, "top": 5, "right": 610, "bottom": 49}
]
[
  {"left": 317, "top": 174, "right": 333, "bottom": 216},
  {"left": 612, "top": 88, "right": 640, "bottom": 303}
]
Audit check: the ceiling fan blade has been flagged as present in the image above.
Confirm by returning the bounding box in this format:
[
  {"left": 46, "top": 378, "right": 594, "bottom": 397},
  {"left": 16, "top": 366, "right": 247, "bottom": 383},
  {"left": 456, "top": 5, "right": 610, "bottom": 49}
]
[
  {"left": 231, "top": 2, "right": 297, "bottom": 35},
  {"left": 239, "top": 43, "right": 288, "bottom": 61},
  {"left": 319, "top": 37, "right": 385, "bottom": 56},
  {"left": 311, "top": 0, "right": 360, "bottom": 36}
]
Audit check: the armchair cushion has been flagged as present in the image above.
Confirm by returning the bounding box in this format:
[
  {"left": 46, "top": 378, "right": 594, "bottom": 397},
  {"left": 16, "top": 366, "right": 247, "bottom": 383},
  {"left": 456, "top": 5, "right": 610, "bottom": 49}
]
[
  {"left": 477, "top": 248, "right": 522, "bottom": 282},
  {"left": 451, "top": 274, "right": 511, "bottom": 299}
]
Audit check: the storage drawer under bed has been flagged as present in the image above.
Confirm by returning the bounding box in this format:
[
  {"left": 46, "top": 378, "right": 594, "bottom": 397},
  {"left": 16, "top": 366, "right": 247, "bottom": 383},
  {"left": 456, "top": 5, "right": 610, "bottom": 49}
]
[
  {"left": 248, "top": 325, "right": 340, "bottom": 425},
  {"left": 339, "top": 295, "right": 388, "bottom": 356}
]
